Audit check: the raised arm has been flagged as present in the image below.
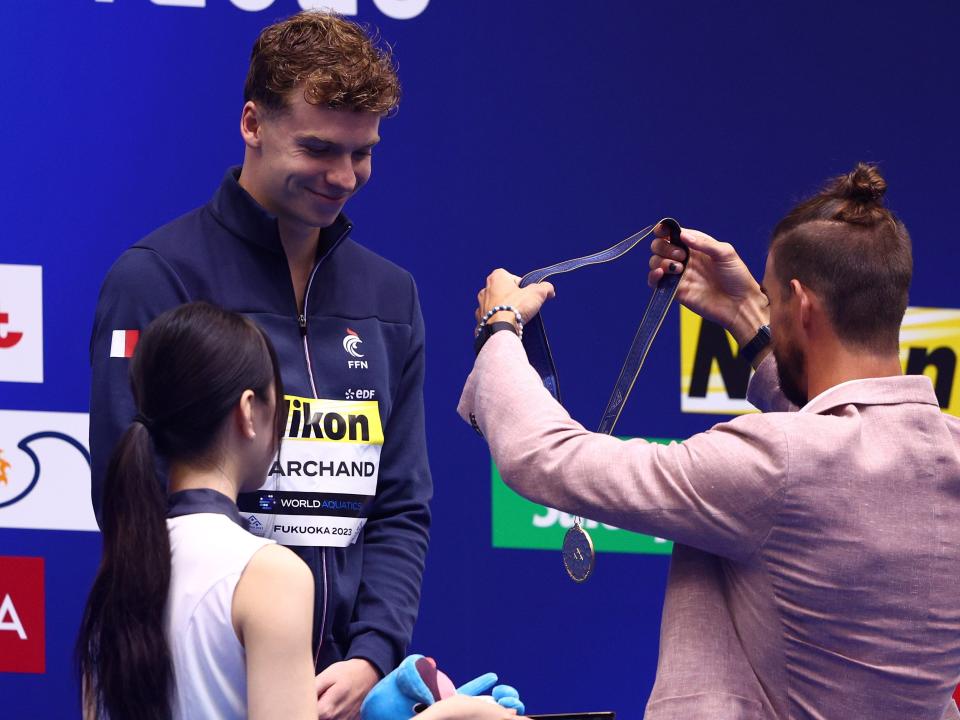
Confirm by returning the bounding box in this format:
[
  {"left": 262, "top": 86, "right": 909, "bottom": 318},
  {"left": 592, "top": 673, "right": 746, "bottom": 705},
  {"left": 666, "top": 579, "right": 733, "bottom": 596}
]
[{"left": 459, "top": 330, "right": 789, "bottom": 561}]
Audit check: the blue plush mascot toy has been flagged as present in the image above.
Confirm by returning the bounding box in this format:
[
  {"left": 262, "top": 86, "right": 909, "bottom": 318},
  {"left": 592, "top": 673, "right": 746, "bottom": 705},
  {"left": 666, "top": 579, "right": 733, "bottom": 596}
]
[{"left": 360, "top": 654, "right": 524, "bottom": 719}]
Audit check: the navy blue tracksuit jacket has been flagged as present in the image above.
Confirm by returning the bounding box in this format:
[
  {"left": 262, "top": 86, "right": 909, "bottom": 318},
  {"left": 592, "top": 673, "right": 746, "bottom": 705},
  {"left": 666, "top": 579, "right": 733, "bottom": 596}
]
[{"left": 89, "top": 167, "right": 432, "bottom": 675}]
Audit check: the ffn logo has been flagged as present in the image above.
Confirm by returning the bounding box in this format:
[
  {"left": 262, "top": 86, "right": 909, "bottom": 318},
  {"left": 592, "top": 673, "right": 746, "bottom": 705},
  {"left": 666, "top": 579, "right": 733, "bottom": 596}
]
[
  {"left": 342, "top": 328, "right": 364, "bottom": 359},
  {"left": 94, "top": 0, "right": 430, "bottom": 20},
  {"left": 343, "top": 328, "right": 369, "bottom": 369}
]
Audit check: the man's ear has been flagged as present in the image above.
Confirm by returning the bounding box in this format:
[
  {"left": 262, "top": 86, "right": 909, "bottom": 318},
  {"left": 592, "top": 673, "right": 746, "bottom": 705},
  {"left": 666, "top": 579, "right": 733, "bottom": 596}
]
[
  {"left": 791, "top": 279, "right": 814, "bottom": 330},
  {"left": 237, "top": 389, "right": 257, "bottom": 440},
  {"left": 240, "top": 101, "right": 263, "bottom": 149}
]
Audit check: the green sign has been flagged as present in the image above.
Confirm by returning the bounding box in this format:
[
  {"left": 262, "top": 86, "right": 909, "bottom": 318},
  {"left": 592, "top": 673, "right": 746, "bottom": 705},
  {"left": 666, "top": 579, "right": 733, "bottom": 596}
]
[{"left": 491, "top": 438, "right": 677, "bottom": 555}]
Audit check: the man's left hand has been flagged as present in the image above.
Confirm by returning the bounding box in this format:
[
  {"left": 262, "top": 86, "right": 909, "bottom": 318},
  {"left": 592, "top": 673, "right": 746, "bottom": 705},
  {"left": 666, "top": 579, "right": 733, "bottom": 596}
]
[
  {"left": 474, "top": 269, "right": 555, "bottom": 330},
  {"left": 315, "top": 658, "right": 380, "bottom": 720}
]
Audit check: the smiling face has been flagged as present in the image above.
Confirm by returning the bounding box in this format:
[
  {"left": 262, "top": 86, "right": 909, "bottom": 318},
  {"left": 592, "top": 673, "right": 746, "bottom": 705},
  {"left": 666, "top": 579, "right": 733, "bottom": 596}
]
[
  {"left": 240, "top": 91, "right": 381, "bottom": 233},
  {"left": 763, "top": 250, "right": 809, "bottom": 407}
]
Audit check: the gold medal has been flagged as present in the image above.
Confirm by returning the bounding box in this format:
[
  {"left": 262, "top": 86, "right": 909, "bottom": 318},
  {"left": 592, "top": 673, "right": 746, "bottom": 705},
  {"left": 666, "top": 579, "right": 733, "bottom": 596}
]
[{"left": 562, "top": 519, "right": 595, "bottom": 583}]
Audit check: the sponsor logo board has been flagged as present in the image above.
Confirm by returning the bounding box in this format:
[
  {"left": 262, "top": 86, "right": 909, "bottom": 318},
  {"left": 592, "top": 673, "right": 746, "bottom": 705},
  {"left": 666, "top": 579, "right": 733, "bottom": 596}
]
[
  {"left": 491, "top": 442, "right": 674, "bottom": 556},
  {"left": 0, "top": 556, "right": 45, "bottom": 674},
  {"left": 0, "top": 410, "right": 96, "bottom": 532},
  {"left": 0, "top": 264, "right": 43, "bottom": 384},
  {"left": 681, "top": 306, "right": 960, "bottom": 417},
  {"left": 898, "top": 307, "right": 960, "bottom": 414}
]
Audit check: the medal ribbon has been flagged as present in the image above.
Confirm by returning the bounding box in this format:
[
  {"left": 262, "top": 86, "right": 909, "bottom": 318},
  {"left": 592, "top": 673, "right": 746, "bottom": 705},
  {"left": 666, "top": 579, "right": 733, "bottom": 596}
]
[
  {"left": 519, "top": 218, "right": 686, "bottom": 435},
  {"left": 519, "top": 218, "right": 686, "bottom": 581}
]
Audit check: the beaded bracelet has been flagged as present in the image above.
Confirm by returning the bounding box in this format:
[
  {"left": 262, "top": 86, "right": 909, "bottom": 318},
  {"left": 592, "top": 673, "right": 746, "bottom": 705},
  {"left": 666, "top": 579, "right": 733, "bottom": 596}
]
[{"left": 477, "top": 305, "right": 524, "bottom": 340}]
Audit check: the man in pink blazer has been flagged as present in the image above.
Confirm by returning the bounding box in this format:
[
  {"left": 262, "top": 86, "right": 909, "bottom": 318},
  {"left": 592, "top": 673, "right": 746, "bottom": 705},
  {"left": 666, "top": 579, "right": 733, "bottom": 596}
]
[{"left": 459, "top": 164, "right": 960, "bottom": 719}]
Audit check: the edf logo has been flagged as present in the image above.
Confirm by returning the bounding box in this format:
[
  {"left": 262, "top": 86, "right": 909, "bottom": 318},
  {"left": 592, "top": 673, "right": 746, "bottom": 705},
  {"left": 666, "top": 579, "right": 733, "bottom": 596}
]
[
  {"left": 0, "top": 265, "right": 43, "bottom": 384},
  {"left": 0, "top": 556, "right": 45, "bottom": 674}
]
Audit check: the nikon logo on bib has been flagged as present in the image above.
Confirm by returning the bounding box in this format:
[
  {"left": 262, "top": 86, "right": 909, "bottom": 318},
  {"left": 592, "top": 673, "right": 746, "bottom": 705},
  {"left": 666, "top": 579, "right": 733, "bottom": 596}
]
[{"left": 238, "top": 395, "right": 384, "bottom": 547}]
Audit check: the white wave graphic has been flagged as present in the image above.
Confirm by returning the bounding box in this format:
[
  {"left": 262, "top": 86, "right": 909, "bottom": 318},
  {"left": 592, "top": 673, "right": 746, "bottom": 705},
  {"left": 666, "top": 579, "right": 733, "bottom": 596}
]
[{"left": 342, "top": 334, "right": 364, "bottom": 358}]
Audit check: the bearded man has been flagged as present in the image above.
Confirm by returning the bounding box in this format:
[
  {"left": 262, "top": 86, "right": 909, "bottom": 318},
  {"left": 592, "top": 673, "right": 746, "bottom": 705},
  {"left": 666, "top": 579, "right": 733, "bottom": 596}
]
[{"left": 461, "top": 164, "right": 960, "bottom": 720}]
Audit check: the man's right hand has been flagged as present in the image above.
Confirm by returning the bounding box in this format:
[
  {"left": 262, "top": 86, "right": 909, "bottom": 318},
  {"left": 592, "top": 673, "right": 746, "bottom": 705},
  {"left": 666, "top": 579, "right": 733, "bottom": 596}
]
[{"left": 648, "top": 226, "right": 769, "bottom": 346}]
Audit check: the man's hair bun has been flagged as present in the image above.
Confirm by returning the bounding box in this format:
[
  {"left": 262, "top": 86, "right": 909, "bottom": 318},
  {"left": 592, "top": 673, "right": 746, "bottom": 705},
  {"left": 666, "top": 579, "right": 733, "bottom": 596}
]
[
  {"left": 769, "top": 163, "right": 911, "bottom": 354},
  {"left": 829, "top": 162, "right": 887, "bottom": 206}
]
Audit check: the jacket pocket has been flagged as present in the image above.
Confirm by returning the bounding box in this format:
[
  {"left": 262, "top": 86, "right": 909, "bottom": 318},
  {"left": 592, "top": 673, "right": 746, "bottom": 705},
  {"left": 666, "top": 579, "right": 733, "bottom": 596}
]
[{"left": 645, "top": 691, "right": 768, "bottom": 720}]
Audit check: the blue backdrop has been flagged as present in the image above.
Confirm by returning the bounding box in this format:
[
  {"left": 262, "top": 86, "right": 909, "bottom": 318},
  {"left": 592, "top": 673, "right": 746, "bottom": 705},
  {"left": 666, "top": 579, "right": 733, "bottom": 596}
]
[{"left": 2, "top": 1, "right": 959, "bottom": 717}]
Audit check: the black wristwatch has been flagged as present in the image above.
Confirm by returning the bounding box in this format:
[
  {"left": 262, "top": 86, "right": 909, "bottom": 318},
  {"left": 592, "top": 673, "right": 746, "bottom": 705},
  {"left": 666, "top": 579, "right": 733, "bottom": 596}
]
[
  {"left": 474, "top": 321, "right": 518, "bottom": 356},
  {"left": 740, "top": 324, "right": 771, "bottom": 365}
]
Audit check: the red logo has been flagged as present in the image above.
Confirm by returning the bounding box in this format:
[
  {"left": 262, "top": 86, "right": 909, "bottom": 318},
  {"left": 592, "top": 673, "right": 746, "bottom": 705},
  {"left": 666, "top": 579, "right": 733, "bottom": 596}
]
[
  {"left": 0, "top": 312, "right": 23, "bottom": 349},
  {"left": 0, "top": 556, "right": 45, "bottom": 674}
]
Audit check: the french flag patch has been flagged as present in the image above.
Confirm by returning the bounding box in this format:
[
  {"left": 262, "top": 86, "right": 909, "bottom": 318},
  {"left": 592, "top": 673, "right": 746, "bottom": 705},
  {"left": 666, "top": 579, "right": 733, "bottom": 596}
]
[{"left": 110, "top": 329, "right": 140, "bottom": 358}]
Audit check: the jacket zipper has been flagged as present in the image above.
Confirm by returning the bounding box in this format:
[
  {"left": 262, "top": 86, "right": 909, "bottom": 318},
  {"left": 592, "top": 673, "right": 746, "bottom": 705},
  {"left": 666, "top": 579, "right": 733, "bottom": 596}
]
[
  {"left": 299, "top": 268, "right": 328, "bottom": 670},
  {"left": 298, "top": 222, "right": 349, "bottom": 669}
]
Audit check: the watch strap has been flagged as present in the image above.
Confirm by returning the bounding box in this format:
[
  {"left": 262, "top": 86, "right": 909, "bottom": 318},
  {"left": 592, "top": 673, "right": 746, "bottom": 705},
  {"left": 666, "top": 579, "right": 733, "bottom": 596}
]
[
  {"left": 740, "top": 324, "right": 771, "bottom": 365},
  {"left": 474, "top": 321, "right": 519, "bottom": 356}
]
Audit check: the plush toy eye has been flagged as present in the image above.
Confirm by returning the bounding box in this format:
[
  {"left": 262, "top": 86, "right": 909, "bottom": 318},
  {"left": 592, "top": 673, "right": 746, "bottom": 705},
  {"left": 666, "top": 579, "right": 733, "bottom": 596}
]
[{"left": 412, "top": 703, "right": 429, "bottom": 714}]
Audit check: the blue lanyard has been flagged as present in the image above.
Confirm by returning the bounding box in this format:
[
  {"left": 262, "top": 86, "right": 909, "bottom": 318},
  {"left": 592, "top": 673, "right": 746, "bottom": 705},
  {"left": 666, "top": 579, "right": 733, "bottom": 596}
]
[{"left": 519, "top": 218, "right": 685, "bottom": 435}]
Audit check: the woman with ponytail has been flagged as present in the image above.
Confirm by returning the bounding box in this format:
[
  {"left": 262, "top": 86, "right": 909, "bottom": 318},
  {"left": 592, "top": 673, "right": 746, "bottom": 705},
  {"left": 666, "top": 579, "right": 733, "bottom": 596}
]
[
  {"left": 77, "top": 301, "right": 524, "bottom": 720},
  {"left": 77, "top": 301, "right": 315, "bottom": 720}
]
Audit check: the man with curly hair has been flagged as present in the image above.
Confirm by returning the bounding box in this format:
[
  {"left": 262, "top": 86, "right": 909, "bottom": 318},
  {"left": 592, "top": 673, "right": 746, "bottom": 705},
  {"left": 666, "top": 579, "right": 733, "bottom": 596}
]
[{"left": 90, "top": 13, "right": 431, "bottom": 719}]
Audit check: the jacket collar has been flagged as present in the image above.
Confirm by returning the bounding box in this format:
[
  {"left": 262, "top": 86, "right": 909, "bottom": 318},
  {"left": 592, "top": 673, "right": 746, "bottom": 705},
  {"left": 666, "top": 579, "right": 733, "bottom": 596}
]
[
  {"left": 167, "top": 488, "right": 247, "bottom": 529},
  {"left": 208, "top": 166, "right": 353, "bottom": 257},
  {"left": 800, "top": 374, "right": 940, "bottom": 415}
]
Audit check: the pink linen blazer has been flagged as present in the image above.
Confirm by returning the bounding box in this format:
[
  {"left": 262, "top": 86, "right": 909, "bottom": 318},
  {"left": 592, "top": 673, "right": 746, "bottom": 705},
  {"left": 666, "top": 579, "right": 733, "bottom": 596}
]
[{"left": 458, "top": 331, "right": 960, "bottom": 720}]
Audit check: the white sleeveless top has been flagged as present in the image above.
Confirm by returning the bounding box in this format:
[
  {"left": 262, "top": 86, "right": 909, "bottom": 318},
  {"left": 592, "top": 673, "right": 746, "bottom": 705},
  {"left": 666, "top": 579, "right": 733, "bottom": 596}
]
[{"left": 166, "top": 512, "right": 274, "bottom": 720}]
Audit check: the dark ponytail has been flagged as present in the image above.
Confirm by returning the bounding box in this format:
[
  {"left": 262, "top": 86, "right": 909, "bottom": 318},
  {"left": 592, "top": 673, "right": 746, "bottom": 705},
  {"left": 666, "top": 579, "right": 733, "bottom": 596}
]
[
  {"left": 770, "top": 163, "right": 912, "bottom": 353},
  {"left": 78, "top": 421, "right": 172, "bottom": 719},
  {"left": 77, "top": 302, "right": 284, "bottom": 719}
]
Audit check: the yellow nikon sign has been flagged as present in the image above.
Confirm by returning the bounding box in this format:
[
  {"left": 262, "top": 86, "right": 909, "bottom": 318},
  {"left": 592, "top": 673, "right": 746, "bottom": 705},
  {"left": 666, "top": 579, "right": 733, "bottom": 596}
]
[{"left": 680, "top": 306, "right": 960, "bottom": 417}]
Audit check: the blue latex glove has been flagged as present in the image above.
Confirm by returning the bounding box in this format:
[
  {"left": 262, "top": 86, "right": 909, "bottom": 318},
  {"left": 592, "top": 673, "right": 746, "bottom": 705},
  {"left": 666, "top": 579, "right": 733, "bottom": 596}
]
[
  {"left": 456, "top": 673, "right": 498, "bottom": 697},
  {"left": 458, "top": 675, "right": 525, "bottom": 714},
  {"left": 361, "top": 655, "right": 525, "bottom": 719},
  {"left": 361, "top": 655, "right": 435, "bottom": 720},
  {"left": 492, "top": 684, "right": 525, "bottom": 714}
]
